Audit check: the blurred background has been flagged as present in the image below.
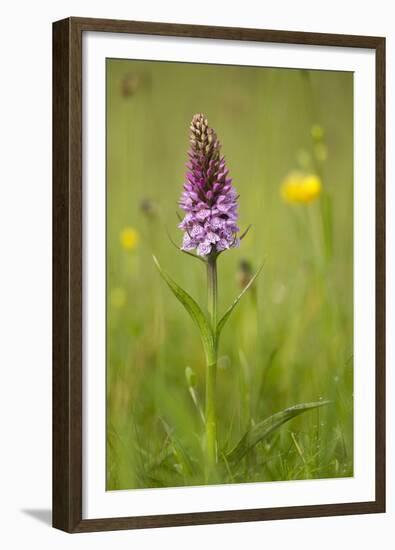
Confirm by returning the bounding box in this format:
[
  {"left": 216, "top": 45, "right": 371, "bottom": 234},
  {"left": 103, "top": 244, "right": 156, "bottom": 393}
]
[{"left": 106, "top": 59, "right": 353, "bottom": 490}]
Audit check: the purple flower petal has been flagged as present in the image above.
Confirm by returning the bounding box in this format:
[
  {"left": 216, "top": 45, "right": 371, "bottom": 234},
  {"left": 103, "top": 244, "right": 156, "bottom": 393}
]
[
  {"left": 178, "top": 114, "right": 240, "bottom": 255},
  {"left": 182, "top": 234, "right": 197, "bottom": 251},
  {"left": 197, "top": 241, "right": 212, "bottom": 256},
  {"left": 196, "top": 209, "right": 211, "bottom": 221}
]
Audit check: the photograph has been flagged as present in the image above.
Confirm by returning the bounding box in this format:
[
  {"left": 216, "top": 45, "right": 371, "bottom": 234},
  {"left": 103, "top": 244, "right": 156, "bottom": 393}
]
[
  {"left": 0, "top": 0, "right": 389, "bottom": 545},
  {"left": 105, "top": 58, "right": 354, "bottom": 491}
]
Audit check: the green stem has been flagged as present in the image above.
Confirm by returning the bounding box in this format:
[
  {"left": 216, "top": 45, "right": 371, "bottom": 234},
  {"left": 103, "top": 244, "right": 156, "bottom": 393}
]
[
  {"left": 207, "top": 254, "right": 218, "bottom": 329},
  {"left": 206, "top": 254, "right": 218, "bottom": 476}
]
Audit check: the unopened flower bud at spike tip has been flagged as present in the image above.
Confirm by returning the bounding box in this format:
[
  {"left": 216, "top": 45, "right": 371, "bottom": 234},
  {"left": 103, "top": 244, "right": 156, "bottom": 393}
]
[{"left": 178, "top": 114, "right": 240, "bottom": 256}]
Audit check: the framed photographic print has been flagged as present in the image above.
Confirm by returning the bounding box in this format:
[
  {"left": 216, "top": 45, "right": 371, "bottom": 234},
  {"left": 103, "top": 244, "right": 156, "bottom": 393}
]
[{"left": 52, "top": 17, "right": 386, "bottom": 532}]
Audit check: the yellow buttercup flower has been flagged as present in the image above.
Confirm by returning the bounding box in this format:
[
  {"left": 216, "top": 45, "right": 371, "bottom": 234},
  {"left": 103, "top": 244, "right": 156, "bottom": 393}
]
[
  {"left": 120, "top": 227, "right": 139, "bottom": 250},
  {"left": 281, "top": 172, "right": 322, "bottom": 204}
]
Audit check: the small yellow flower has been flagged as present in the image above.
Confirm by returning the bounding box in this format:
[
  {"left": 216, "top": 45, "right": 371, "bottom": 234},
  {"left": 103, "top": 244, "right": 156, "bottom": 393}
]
[
  {"left": 120, "top": 227, "right": 139, "bottom": 250},
  {"left": 281, "top": 172, "right": 322, "bottom": 204}
]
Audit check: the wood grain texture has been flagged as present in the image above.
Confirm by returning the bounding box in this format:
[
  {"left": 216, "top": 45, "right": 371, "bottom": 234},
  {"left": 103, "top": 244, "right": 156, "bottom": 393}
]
[
  {"left": 69, "top": 16, "right": 384, "bottom": 48},
  {"left": 375, "top": 37, "right": 386, "bottom": 513},
  {"left": 52, "top": 17, "right": 386, "bottom": 533},
  {"left": 53, "top": 17, "right": 72, "bottom": 531},
  {"left": 52, "top": 17, "right": 83, "bottom": 532}
]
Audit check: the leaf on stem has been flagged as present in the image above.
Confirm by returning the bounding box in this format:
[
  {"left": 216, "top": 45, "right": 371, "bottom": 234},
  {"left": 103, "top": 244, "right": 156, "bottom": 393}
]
[
  {"left": 225, "top": 400, "right": 332, "bottom": 465},
  {"left": 239, "top": 224, "right": 252, "bottom": 241},
  {"left": 153, "top": 256, "right": 215, "bottom": 362},
  {"left": 216, "top": 261, "right": 264, "bottom": 341}
]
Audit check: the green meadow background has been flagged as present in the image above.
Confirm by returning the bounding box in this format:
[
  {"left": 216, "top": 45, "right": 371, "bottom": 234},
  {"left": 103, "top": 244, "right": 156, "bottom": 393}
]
[{"left": 106, "top": 59, "right": 353, "bottom": 490}]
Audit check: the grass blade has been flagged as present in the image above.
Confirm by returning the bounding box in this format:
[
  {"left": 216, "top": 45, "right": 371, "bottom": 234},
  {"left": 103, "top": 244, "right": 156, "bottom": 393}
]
[
  {"left": 160, "top": 418, "right": 194, "bottom": 477},
  {"left": 153, "top": 255, "right": 215, "bottom": 362},
  {"left": 226, "top": 400, "right": 331, "bottom": 465}
]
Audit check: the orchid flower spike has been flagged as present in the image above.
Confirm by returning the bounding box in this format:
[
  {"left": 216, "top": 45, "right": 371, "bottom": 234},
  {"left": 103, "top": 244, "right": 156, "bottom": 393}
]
[{"left": 178, "top": 113, "right": 240, "bottom": 257}]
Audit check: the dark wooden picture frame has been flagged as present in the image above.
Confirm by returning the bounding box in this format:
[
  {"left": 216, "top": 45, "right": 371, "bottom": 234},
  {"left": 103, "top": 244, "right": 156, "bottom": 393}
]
[{"left": 53, "top": 17, "right": 386, "bottom": 533}]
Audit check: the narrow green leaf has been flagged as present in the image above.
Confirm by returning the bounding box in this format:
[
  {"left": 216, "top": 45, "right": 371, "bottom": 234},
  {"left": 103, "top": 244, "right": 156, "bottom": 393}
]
[
  {"left": 153, "top": 256, "right": 215, "bottom": 362},
  {"left": 239, "top": 224, "right": 252, "bottom": 241},
  {"left": 226, "top": 400, "right": 331, "bottom": 465},
  {"left": 185, "top": 366, "right": 197, "bottom": 388},
  {"left": 216, "top": 261, "right": 264, "bottom": 341}
]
